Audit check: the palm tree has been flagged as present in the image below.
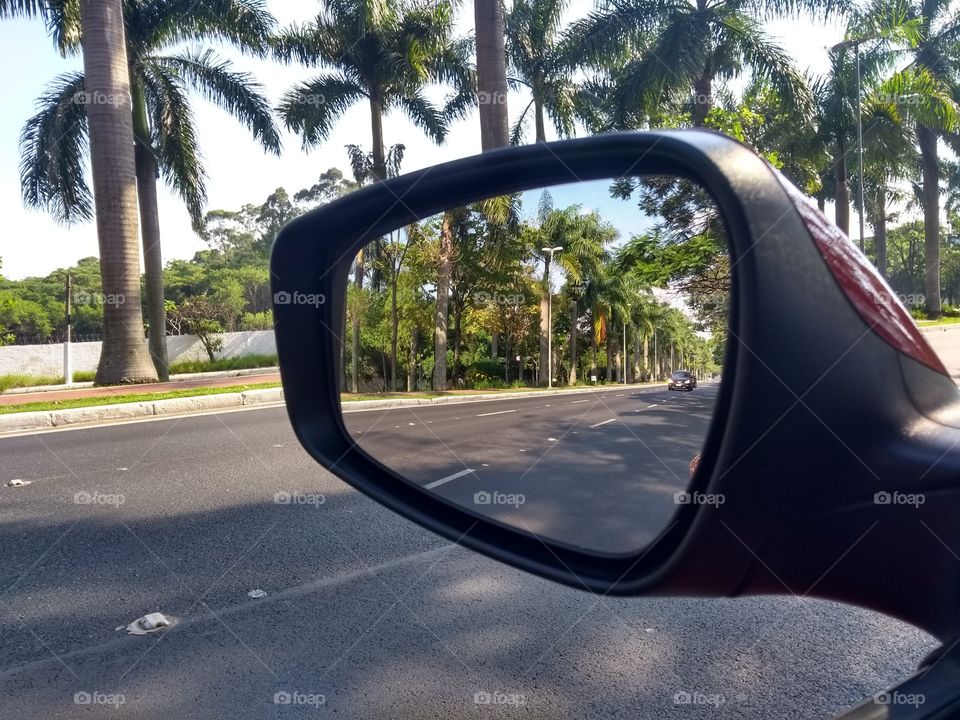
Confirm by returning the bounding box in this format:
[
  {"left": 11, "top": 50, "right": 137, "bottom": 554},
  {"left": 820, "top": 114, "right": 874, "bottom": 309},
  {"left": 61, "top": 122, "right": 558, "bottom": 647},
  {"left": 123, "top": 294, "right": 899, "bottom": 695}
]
[
  {"left": 505, "top": 0, "right": 577, "bottom": 143},
  {"left": 274, "top": 0, "right": 472, "bottom": 181},
  {"left": 565, "top": 0, "right": 832, "bottom": 128},
  {"left": 274, "top": 0, "right": 471, "bottom": 391},
  {"left": 533, "top": 197, "right": 615, "bottom": 384},
  {"left": 475, "top": 0, "right": 510, "bottom": 148},
  {"left": 5, "top": 0, "right": 157, "bottom": 382},
  {"left": 21, "top": 0, "right": 280, "bottom": 379},
  {"left": 902, "top": 0, "right": 960, "bottom": 317}
]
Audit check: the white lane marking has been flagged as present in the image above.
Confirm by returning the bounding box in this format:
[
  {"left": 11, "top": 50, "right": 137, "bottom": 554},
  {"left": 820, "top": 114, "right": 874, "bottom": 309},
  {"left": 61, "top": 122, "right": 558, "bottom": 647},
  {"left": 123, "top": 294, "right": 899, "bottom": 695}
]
[
  {"left": 425, "top": 468, "right": 476, "bottom": 489},
  {"left": 590, "top": 418, "right": 616, "bottom": 429},
  {"left": 570, "top": 399, "right": 589, "bottom": 404},
  {"left": 476, "top": 409, "right": 517, "bottom": 417}
]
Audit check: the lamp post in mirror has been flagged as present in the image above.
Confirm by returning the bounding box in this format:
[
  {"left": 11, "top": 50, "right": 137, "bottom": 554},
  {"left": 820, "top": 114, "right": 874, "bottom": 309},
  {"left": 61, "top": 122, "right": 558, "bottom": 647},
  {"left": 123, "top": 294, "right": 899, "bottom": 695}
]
[{"left": 541, "top": 246, "right": 563, "bottom": 389}]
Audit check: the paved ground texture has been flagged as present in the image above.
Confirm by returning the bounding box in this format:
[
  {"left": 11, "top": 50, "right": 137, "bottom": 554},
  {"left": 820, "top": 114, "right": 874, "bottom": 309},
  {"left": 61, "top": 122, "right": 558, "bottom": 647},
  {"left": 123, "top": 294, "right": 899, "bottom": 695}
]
[{"left": 0, "top": 391, "right": 937, "bottom": 719}]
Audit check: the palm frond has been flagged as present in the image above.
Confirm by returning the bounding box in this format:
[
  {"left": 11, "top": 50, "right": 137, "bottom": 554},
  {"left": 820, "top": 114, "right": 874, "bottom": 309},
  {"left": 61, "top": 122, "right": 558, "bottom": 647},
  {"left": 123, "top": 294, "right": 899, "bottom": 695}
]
[
  {"left": 720, "top": 11, "right": 814, "bottom": 120},
  {"left": 155, "top": 48, "right": 281, "bottom": 154},
  {"left": 140, "top": 59, "right": 206, "bottom": 225},
  {"left": 138, "top": 0, "right": 275, "bottom": 56},
  {"left": 277, "top": 73, "right": 367, "bottom": 149},
  {"left": 19, "top": 71, "right": 92, "bottom": 224}
]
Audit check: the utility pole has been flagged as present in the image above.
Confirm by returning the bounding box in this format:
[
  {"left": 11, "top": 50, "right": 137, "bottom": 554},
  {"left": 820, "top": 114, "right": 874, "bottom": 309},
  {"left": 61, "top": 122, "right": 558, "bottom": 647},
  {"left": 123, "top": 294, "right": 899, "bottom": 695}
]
[{"left": 64, "top": 273, "right": 72, "bottom": 386}]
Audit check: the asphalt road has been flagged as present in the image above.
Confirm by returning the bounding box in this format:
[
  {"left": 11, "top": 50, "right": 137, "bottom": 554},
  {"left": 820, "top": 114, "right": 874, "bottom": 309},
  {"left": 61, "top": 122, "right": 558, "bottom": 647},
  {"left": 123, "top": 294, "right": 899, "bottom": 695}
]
[
  {"left": 0, "top": 389, "right": 937, "bottom": 719},
  {"left": 345, "top": 383, "right": 716, "bottom": 553}
]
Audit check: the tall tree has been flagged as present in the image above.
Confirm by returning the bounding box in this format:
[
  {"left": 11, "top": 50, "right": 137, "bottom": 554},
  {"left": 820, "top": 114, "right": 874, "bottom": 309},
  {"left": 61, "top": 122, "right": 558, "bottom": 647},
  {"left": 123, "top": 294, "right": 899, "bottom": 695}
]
[
  {"left": 904, "top": 0, "right": 960, "bottom": 317},
  {"left": 5, "top": 0, "right": 158, "bottom": 382},
  {"left": 21, "top": 0, "right": 280, "bottom": 379},
  {"left": 275, "top": 0, "right": 471, "bottom": 391},
  {"left": 475, "top": 0, "right": 510, "bottom": 149},
  {"left": 505, "top": 0, "right": 576, "bottom": 143},
  {"left": 565, "top": 0, "right": 833, "bottom": 128}
]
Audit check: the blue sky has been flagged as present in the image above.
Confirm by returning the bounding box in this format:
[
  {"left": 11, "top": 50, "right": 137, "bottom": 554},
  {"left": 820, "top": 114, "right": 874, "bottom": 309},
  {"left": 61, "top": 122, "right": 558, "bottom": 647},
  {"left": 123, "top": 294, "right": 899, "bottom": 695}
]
[{"left": 0, "top": 1, "right": 844, "bottom": 280}]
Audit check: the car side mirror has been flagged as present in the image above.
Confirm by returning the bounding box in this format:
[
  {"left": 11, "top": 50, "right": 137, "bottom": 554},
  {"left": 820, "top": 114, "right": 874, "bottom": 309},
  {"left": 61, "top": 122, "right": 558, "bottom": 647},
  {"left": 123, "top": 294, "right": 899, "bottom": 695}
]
[{"left": 272, "top": 130, "right": 960, "bottom": 646}]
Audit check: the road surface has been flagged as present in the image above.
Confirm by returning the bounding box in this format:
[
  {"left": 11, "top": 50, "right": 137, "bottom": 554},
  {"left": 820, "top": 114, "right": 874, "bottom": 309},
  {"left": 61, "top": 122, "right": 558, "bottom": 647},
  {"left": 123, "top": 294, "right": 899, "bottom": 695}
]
[
  {"left": 345, "top": 383, "right": 716, "bottom": 553},
  {"left": 0, "top": 387, "right": 936, "bottom": 719}
]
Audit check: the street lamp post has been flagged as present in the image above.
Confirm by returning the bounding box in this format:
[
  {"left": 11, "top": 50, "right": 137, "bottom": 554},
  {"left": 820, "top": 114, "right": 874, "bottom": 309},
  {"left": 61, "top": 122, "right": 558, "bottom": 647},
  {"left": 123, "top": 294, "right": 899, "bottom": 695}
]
[
  {"left": 623, "top": 306, "right": 628, "bottom": 385},
  {"left": 541, "top": 246, "right": 563, "bottom": 389}
]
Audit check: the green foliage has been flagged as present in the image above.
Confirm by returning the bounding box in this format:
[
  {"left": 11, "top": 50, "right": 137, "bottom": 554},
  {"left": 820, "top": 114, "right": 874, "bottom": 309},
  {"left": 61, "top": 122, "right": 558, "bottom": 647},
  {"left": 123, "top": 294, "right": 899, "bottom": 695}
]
[{"left": 167, "top": 353, "right": 277, "bottom": 374}]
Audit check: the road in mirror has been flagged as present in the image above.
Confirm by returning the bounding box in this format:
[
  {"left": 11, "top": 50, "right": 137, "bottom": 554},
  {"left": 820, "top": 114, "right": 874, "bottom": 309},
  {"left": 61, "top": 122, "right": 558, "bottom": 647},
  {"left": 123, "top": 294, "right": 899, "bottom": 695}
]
[{"left": 338, "top": 175, "right": 728, "bottom": 554}]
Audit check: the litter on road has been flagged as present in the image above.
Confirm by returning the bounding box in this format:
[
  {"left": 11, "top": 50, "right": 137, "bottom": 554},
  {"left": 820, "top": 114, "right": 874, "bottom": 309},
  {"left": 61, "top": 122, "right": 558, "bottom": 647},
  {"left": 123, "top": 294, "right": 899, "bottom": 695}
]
[{"left": 122, "top": 612, "right": 177, "bottom": 635}]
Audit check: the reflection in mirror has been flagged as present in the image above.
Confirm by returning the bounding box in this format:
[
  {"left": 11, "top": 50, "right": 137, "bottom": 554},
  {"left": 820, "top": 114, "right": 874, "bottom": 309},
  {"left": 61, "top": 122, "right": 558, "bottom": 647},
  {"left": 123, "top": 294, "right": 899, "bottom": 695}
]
[{"left": 338, "top": 176, "right": 729, "bottom": 554}]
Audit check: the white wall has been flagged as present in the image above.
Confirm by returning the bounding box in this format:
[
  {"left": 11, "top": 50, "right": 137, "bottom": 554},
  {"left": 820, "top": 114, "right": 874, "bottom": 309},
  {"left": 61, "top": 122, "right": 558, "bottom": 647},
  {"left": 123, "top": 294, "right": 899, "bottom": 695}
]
[{"left": 0, "top": 330, "right": 277, "bottom": 377}]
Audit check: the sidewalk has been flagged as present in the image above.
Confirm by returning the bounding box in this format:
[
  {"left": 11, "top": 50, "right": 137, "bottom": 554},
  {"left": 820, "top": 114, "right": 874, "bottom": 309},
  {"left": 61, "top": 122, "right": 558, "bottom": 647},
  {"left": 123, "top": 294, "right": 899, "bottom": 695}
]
[{"left": 0, "top": 370, "right": 281, "bottom": 406}]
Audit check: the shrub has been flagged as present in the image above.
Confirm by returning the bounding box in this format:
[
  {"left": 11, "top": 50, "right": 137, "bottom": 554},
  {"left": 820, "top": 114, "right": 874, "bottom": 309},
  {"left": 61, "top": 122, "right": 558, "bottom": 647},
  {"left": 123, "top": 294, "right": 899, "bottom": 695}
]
[
  {"left": 168, "top": 353, "right": 278, "bottom": 375},
  {"left": 464, "top": 359, "right": 506, "bottom": 388}
]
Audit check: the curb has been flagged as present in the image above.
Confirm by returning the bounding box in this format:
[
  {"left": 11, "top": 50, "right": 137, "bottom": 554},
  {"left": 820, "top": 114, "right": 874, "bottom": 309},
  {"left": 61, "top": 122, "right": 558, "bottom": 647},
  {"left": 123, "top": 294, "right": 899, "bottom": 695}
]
[
  {"left": 0, "top": 381, "right": 679, "bottom": 435},
  {"left": 919, "top": 323, "right": 960, "bottom": 333},
  {"left": 0, "top": 387, "right": 285, "bottom": 435}
]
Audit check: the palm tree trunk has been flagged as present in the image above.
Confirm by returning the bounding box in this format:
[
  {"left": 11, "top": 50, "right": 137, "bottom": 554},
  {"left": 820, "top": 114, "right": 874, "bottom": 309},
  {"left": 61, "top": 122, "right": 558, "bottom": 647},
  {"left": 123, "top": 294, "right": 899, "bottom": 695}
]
[
  {"left": 81, "top": 0, "right": 157, "bottom": 384},
  {"left": 874, "top": 189, "right": 888, "bottom": 278},
  {"left": 590, "top": 315, "right": 597, "bottom": 380},
  {"left": 351, "top": 249, "right": 363, "bottom": 393},
  {"left": 569, "top": 299, "right": 578, "bottom": 384},
  {"left": 474, "top": 0, "right": 509, "bottom": 150},
  {"left": 691, "top": 72, "right": 712, "bottom": 127},
  {"left": 534, "top": 100, "right": 546, "bottom": 142},
  {"left": 641, "top": 332, "right": 647, "bottom": 381},
  {"left": 918, "top": 124, "right": 941, "bottom": 318},
  {"left": 606, "top": 322, "right": 613, "bottom": 382},
  {"left": 131, "top": 78, "right": 169, "bottom": 380},
  {"left": 835, "top": 138, "right": 850, "bottom": 236},
  {"left": 453, "top": 298, "right": 464, "bottom": 386},
  {"left": 434, "top": 213, "right": 453, "bottom": 390},
  {"left": 390, "top": 270, "right": 399, "bottom": 391}
]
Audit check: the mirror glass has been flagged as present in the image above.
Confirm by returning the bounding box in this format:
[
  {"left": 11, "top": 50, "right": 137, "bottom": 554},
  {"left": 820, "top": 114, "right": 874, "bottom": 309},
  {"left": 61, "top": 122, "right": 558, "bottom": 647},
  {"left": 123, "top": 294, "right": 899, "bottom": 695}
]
[{"left": 337, "top": 175, "right": 728, "bottom": 554}]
